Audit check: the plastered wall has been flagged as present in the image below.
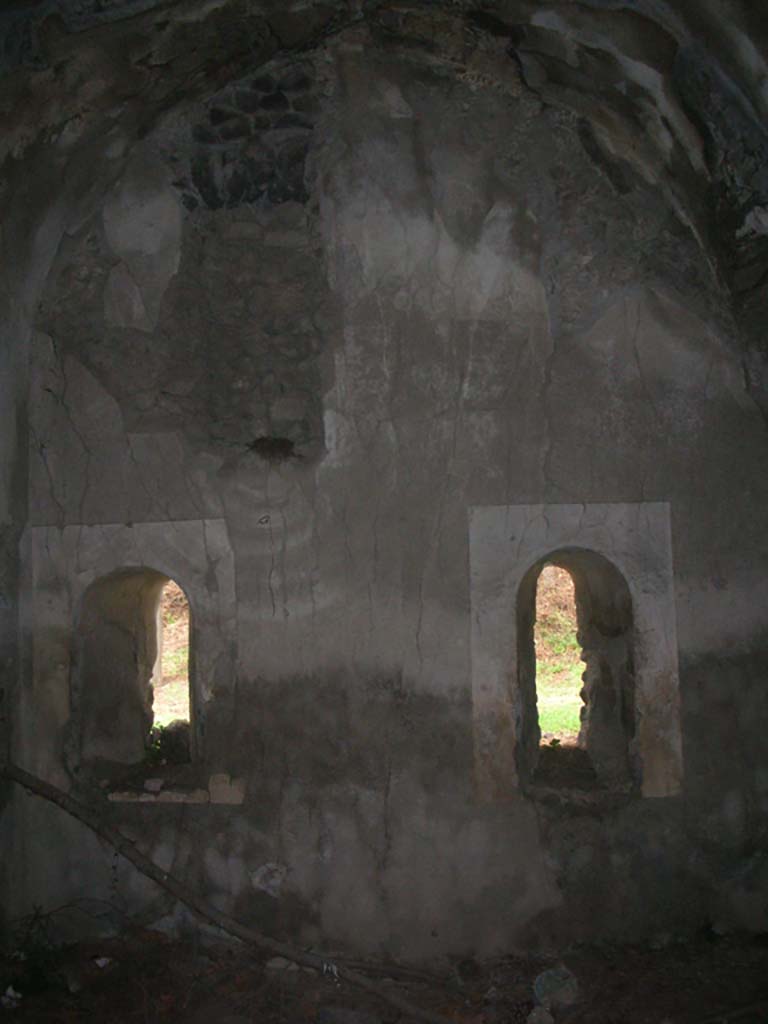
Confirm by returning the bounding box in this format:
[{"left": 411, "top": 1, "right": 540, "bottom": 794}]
[{"left": 5, "top": 28, "right": 768, "bottom": 956}]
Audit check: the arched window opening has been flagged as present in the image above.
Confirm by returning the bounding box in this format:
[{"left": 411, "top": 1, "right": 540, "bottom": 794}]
[
  {"left": 517, "top": 548, "right": 637, "bottom": 792},
  {"left": 72, "top": 568, "right": 193, "bottom": 774},
  {"left": 534, "top": 566, "right": 583, "bottom": 746}
]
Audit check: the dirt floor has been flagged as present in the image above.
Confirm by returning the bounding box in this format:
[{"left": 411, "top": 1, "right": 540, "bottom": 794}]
[{"left": 2, "top": 923, "right": 768, "bottom": 1023}]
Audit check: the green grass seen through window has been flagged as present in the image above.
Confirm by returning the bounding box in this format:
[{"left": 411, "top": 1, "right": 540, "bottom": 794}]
[
  {"left": 535, "top": 568, "right": 583, "bottom": 741},
  {"left": 154, "top": 581, "right": 190, "bottom": 727}
]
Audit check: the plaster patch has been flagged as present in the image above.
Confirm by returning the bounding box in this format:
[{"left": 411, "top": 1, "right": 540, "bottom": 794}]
[
  {"left": 251, "top": 861, "right": 289, "bottom": 898},
  {"left": 737, "top": 205, "right": 768, "bottom": 238},
  {"left": 102, "top": 149, "right": 182, "bottom": 325},
  {"left": 103, "top": 263, "right": 151, "bottom": 331}
]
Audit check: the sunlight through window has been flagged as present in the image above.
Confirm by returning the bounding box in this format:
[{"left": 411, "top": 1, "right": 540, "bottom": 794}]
[
  {"left": 534, "top": 565, "right": 583, "bottom": 745},
  {"left": 155, "top": 580, "right": 190, "bottom": 727}
]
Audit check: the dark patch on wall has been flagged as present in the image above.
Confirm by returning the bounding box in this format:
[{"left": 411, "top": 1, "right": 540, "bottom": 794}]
[
  {"left": 673, "top": 43, "right": 768, "bottom": 371},
  {"left": 0, "top": 522, "right": 22, "bottom": 762},
  {"left": 530, "top": 794, "right": 695, "bottom": 945},
  {"left": 673, "top": 45, "right": 768, "bottom": 216},
  {"left": 232, "top": 887, "right": 318, "bottom": 943},
  {"left": 35, "top": 181, "right": 335, "bottom": 459},
  {"left": 57, "top": 0, "right": 166, "bottom": 32},
  {"left": 246, "top": 436, "right": 298, "bottom": 463},
  {"left": 0, "top": 7, "right": 45, "bottom": 73},
  {"left": 219, "top": 672, "right": 473, "bottom": 796},
  {"left": 173, "top": 210, "right": 330, "bottom": 453},
  {"left": 466, "top": 10, "right": 516, "bottom": 40},
  {"left": 678, "top": 648, "right": 768, "bottom": 815}
]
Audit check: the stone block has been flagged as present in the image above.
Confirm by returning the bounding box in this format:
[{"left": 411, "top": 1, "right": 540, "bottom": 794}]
[
  {"left": 533, "top": 966, "right": 579, "bottom": 1009},
  {"left": 208, "top": 773, "right": 246, "bottom": 805},
  {"left": 252, "top": 74, "right": 276, "bottom": 92},
  {"left": 278, "top": 68, "right": 311, "bottom": 92},
  {"left": 155, "top": 788, "right": 210, "bottom": 804},
  {"left": 261, "top": 92, "right": 289, "bottom": 112},
  {"left": 234, "top": 89, "right": 263, "bottom": 115}
]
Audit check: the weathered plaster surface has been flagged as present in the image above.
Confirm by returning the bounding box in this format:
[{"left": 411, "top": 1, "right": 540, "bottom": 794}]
[{"left": 2, "top": 2, "right": 768, "bottom": 956}]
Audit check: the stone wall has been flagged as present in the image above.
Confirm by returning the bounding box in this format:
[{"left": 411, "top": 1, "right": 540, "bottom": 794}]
[{"left": 3, "top": 4, "right": 768, "bottom": 957}]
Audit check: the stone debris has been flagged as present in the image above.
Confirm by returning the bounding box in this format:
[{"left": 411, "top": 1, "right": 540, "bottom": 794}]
[
  {"left": 1, "top": 985, "right": 22, "bottom": 1009},
  {"left": 208, "top": 773, "right": 246, "bottom": 805},
  {"left": 265, "top": 955, "right": 301, "bottom": 971},
  {"left": 532, "top": 965, "right": 579, "bottom": 1010},
  {"left": 526, "top": 1008, "right": 554, "bottom": 1024}
]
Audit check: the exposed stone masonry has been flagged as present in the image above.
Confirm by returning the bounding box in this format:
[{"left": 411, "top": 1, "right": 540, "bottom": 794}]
[{"left": 176, "top": 58, "right": 320, "bottom": 211}]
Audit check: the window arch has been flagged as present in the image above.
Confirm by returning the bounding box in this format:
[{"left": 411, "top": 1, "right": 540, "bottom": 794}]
[
  {"left": 71, "top": 567, "right": 194, "bottom": 769},
  {"left": 470, "top": 502, "right": 682, "bottom": 801},
  {"left": 517, "top": 548, "right": 636, "bottom": 789}
]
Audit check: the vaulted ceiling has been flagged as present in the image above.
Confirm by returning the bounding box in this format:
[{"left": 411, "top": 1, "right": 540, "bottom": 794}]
[{"left": 2, "top": 1, "right": 766, "bottom": 397}]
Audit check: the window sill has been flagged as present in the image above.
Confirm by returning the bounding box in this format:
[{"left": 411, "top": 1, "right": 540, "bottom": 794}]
[
  {"left": 526, "top": 743, "right": 637, "bottom": 801},
  {"left": 101, "top": 769, "right": 246, "bottom": 805},
  {"left": 108, "top": 786, "right": 209, "bottom": 804},
  {"left": 524, "top": 781, "right": 636, "bottom": 809}
]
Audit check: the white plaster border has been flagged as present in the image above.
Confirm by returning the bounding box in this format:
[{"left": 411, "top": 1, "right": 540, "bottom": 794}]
[
  {"left": 469, "top": 503, "right": 683, "bottom": 800},
  {"left": 18, "top": 519, "right": 236, "bottom": 782}
]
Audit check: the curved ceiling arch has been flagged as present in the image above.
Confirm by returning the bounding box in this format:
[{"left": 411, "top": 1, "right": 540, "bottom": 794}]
[{"left": 1, "top": 1, "right": 766, "bottom": 402}]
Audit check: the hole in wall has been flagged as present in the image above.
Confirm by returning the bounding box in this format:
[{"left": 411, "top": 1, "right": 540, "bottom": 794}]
[{"left": 246, "top": 436, "right": 297, "bottom": 462}]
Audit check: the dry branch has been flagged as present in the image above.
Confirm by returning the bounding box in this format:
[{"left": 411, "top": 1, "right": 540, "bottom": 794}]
[{"left": 2, "top": 762, "right": 453, "bottom": 1024}]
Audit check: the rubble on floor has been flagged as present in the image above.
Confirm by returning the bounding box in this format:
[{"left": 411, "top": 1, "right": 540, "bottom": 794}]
[{"left": 1, "top": 923, "right": 768, "bottom": 1023}]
